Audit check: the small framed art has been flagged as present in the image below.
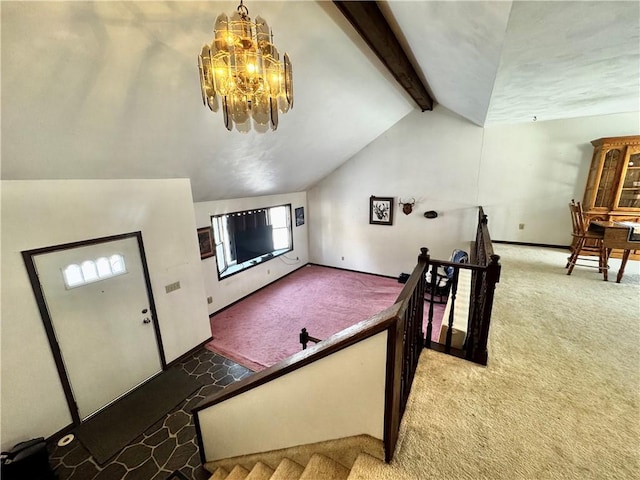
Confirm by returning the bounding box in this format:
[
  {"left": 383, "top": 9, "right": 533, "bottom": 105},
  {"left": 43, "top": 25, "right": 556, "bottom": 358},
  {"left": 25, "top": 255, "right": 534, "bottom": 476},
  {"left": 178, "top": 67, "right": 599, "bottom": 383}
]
[
  {"left": 369, "top": 196, "right": 394, "bottom": 225},
  {"left": 295, "top": 207, "right": 305, "bottom": 226},
  {"left": 197, "top": 227, "right": 214, "bottom": 259}
]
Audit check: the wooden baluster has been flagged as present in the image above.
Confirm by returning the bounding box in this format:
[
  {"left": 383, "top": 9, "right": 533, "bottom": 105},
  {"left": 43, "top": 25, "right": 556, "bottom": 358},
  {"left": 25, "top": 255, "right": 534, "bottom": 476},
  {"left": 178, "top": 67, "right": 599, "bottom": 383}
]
[
  {"left": 403, "top": 309, "right": 410, "bottom": 387},
  {"left": 425, "top": 261, "right": 439, "bottom": 347},
  {"left": 411, "top": 290, "right": 420, "bottom": 369},
  {"left": 415, "top": 267, "right": 426, "bottom": 350},
  {"left": 445, "top": 267, "right": 460, "bottom": 353},
  {"left": 465, "top": 268, "right": 484, "bottom": 361},
  {"left": 413, "top": 293, "right": 421, "bottom": 369}
]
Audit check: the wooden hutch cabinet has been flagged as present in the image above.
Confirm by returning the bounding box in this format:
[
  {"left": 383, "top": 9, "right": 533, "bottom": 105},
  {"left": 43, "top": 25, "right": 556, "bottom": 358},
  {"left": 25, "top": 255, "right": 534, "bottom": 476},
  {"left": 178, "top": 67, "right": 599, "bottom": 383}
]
[
  {"left": 580, "top": 135, "right": 640, "bottom": 260},
  {"left": 582, "top": 135, "right": 640, "bottom": 223}
]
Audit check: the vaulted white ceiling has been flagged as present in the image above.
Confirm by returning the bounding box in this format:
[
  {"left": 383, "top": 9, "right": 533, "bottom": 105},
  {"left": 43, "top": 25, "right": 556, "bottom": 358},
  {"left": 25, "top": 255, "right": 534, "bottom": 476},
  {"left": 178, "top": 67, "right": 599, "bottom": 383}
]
[{"left": 2, "top": 1, "right": 638, "bottom": 202}]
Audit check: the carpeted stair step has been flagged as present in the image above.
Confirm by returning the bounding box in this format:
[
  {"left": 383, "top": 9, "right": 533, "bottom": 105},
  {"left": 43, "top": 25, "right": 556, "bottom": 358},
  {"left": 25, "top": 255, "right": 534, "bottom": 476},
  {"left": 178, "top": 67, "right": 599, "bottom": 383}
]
[
  {"left": 204, "top": 435, "right": 385, "bottom": 480},
  {"left": 245, "top": 461, "right": 274, "bottom": 480},
  {"left": 270, "top": 458, "right": 305, "bottom": 480},
  {"left": 346, "top": 452, "right": 386, "bottom": 479},
  {"left": 204, "top": 435, "right": 384, "bottom": 476},
  {"left": 210, "top": 466, "right": 229, "bottom": 480},
  {"left": 225, "top": 465, "right": 250, "bottom": 480},
  {"left": 298, "top": 453, "right": 350, "bottom": 480}
]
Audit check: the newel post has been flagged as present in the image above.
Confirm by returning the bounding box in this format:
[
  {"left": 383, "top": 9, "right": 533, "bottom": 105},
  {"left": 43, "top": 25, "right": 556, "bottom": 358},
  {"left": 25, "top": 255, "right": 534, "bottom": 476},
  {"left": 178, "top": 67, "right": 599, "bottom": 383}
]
[{"left": 300, "top": 328, "right": 309, "bottom": 350}]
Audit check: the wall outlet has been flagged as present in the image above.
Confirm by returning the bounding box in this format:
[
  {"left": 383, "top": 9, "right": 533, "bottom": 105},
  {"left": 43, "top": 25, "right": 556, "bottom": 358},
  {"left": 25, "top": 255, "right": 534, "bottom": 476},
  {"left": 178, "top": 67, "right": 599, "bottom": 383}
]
[
  {"left": 207, "top": 296, "right": 213, "bottom": 304},
  {"left": 296, "top": 256, "right": 299, "bottom": 261},
  {"left": 165, "top": 281, "right": 181, "bottom": 293},
  {"left": 267, "top": 269, "right": 270, "bottom": 275},
  {"left": 519, "top": 223, "right": 525, "bottom": 230},
  {"left": 342, "top": 256, "right": 345, "bottom": 261}
]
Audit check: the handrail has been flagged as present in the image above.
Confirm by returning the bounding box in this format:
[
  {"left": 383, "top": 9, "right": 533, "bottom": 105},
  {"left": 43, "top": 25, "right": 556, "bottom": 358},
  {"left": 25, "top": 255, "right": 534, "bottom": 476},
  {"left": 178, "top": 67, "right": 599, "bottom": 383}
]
[
  {"left": 427, "top": 259, "right": 486, "bottom": 272},
  {"left": 474, "top": 206, "right": 498, "bottom": 267},
  {"left": 193, "top": 303, "right": 400, "bottom": 414},
  {"left": 468, "top": 206, "right": 501, "bottom": 364},
  {"left": 385, "top": 247, "right": 430, "bottom": 457},
  {"left": 193, "top": 248, "right": 431, "bottom": 465}
]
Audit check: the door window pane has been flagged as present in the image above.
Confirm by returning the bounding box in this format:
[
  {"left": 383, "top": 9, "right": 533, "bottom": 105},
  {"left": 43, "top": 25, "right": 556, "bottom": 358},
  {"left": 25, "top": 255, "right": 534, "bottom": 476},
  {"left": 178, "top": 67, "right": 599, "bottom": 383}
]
[
  {"left": 63, "top": 264, "right": 84, "bottom": 288},
  {"left": 63, "top": 254, "right": 127, "bottom": 288},
  {"left": 110, "top": 255, "right": 126, "bottom": 274},
  {"left": 81, "top": 261, "right": 99, "bottom": 282},
  {"left": 96, "top": 257, "right": 111, "bottom": 277}
]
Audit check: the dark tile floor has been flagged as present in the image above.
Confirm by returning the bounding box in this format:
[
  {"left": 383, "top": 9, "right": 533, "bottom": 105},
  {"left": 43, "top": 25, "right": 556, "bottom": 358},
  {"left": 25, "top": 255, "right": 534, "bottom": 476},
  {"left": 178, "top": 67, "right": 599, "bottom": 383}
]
[{"left": 47, "top": 349, "right": 253, "bottom": 480}]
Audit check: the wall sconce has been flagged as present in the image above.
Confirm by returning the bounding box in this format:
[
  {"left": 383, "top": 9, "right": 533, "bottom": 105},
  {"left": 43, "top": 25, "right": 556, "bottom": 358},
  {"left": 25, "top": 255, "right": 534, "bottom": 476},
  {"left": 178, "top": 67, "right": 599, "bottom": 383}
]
[
  {"left": 423, "top": 210, "right": 438, "bottom": 219},
  {"left": 399, "top": 198, "right": 416, "bottom": 215}
]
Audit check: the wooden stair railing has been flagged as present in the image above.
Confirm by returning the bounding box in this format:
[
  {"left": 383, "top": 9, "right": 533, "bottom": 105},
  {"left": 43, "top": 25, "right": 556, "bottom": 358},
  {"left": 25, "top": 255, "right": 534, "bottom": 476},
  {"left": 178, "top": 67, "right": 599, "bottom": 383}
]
[
  {"left": 193, "top": 248, "right": 431, "bottom": 466},
  {"left": 394, "top": 247, "right": 429, "bottom": 415},
  {"left": 467, "top": 207, "right": 501, "bottom": 365},
  {"left": 423, "top": 206, "right": 501, "bottom": 365}
]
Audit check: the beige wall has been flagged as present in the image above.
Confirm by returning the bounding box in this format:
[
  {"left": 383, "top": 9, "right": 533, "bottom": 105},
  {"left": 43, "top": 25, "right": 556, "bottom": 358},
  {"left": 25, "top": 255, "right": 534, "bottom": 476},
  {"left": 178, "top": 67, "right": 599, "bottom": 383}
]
[
  {"left": 2, "top": 107, "right": 638, "bottom": 451},
  {"left": 1, "top": 179, "right": 212, "bottom": 450},
  {"left": 194, "top": 192, "right": 309, "bottom": 314},
  {"left": 308, "top": 105, "right": 483, "bottom": 276},
  {"left": 308, "top": 107, "right": 640, "bottom": 271},
  {"left": 198, "top": 332, "right": 388, "bottom": 461},
  {"left": 479, "top": 112, "right": 640, "bottom": 242}
]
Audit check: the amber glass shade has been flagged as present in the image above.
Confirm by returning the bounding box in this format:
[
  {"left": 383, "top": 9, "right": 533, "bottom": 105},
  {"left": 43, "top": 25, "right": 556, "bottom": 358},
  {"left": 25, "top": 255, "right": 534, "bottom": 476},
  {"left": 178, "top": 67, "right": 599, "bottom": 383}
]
[{"left": 197, "top": 2, "right": 293, "bottom": 132}]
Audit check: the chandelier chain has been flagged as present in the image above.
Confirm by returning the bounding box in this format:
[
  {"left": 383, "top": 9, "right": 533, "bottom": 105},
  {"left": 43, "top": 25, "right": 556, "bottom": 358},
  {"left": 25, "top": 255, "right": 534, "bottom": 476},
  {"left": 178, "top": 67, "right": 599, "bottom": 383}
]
[{"left": 237, "top": 0, "right": 249, "bottom": 19}]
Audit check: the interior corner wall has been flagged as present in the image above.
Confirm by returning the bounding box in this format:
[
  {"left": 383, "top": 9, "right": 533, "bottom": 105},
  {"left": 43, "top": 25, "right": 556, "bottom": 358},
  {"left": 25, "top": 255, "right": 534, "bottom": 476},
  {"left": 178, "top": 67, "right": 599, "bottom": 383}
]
[
  {"left": 308, "top": 107, "right": 640, "bottom": 274},
  {"left": 193, "top": 192, "right": 309, "bottom": 314},
  {"left": 308, "top": 105, "right": 484, "bottom": 276},
  {"left": 0, "top": 179, "right": 211, "bottom": 451},
  {"left": 478, "top": 112, "right": 640, "bottom": 244}
]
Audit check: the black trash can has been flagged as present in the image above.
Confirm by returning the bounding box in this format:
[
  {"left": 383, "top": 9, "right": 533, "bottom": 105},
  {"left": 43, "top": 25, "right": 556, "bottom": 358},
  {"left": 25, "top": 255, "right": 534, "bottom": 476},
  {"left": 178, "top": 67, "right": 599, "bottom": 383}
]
[{"left": 1, "top": 437, "right": 56, "bottom": 480}]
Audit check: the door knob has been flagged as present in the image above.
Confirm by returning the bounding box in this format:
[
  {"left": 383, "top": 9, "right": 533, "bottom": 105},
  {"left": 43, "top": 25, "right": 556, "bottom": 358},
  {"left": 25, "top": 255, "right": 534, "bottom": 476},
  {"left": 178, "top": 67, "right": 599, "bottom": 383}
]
[{"left": 143, "top": 317, "right": 151, "bottom": 324}]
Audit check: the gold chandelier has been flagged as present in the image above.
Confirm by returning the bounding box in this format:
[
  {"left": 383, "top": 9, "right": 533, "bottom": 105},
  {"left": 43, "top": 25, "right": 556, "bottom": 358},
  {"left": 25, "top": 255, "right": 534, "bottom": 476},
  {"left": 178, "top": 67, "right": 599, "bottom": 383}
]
[{"left": 198, "top": 0, "right": 293, "bottom": 132}]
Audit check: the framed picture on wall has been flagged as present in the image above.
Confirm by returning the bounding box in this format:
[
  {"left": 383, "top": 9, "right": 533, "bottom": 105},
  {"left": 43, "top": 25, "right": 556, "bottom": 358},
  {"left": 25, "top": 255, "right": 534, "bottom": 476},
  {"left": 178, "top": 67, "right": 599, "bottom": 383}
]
[
  {"left": 197, "top": 227, "right": 214, "bottom": 259},
  {"left": 295, "top": 207, "right": 305, "bottom": 226},
  {"left": 369, "top": 196, "right": 394, "bottom": 225}
]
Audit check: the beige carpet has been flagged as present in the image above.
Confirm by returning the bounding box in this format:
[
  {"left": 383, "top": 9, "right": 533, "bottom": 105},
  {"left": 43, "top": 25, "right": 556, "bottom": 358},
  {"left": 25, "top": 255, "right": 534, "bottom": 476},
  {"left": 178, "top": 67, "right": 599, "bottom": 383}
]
[{"left": 354, "top": 244, "right": 640, "bottom": 479}]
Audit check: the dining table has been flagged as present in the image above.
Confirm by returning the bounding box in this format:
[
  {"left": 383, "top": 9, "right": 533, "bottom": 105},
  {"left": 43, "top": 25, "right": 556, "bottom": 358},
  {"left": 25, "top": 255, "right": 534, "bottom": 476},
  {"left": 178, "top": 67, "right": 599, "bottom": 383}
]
[{"left": 590, "top": 220, "right": 640, "bottom": 283}]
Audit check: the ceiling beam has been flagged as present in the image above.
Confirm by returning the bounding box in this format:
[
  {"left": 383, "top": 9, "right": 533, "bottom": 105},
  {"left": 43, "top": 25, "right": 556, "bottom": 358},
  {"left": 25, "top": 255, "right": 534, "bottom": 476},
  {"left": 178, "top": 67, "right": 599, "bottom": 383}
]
[{"left": 333, "top": 1, "right": 433, "bottom": 111}]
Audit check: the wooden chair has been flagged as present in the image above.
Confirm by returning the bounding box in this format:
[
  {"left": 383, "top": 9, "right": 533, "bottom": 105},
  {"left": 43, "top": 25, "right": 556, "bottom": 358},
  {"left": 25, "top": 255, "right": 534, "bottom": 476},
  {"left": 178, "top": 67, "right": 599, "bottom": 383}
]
[{"left": 566, "top": 199, "right": 608, "bottom": 280}]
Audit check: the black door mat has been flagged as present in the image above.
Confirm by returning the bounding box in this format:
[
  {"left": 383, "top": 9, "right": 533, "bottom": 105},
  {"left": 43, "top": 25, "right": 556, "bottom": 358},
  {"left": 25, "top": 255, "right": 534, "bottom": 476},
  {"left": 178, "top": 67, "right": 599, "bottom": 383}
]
[{"left": 74, "top": 368, "right": 203, "bottom": 465}]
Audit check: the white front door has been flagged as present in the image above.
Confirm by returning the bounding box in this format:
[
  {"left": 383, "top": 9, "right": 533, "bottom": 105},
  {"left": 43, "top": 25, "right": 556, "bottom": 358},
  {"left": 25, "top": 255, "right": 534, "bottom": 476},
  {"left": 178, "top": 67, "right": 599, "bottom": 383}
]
[{"left": 34, "top": 236, "right": 162, "bottom": 420}]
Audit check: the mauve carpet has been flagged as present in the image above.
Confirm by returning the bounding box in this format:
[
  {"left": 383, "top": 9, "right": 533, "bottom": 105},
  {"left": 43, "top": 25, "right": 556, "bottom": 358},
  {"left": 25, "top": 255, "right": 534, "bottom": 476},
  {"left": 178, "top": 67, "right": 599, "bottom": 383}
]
[{"left": 206, "top": 265, "right": 444, "bottom": 371}]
